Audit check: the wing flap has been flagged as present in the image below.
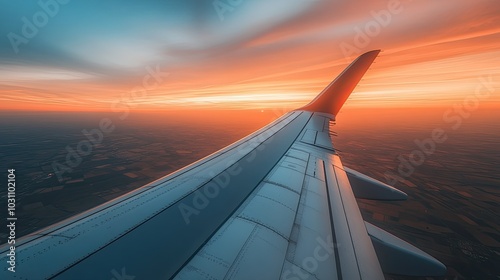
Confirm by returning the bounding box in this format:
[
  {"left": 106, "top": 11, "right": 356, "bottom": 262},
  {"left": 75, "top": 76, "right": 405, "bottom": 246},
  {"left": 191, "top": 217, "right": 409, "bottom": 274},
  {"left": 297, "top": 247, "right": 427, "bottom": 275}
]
[
  {"left": 365, "top": 222, "right": 447, "bottom": 276},
  {"left": 326, "top": 155, "right": 385, "bottom": 280}
]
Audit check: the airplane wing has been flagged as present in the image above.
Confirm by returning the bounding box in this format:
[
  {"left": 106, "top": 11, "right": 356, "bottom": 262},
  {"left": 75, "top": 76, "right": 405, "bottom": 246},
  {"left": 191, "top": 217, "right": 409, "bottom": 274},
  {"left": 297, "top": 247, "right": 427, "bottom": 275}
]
[{"left": 1, "top": 50, "right": 446, "bottom": 280}]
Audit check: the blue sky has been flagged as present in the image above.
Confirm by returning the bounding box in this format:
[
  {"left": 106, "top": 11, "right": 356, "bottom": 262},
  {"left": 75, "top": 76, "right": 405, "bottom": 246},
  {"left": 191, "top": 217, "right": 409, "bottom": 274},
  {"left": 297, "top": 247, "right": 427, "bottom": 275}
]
[{"left": 0, "top": 0, "right": 319, "bottom": 76}]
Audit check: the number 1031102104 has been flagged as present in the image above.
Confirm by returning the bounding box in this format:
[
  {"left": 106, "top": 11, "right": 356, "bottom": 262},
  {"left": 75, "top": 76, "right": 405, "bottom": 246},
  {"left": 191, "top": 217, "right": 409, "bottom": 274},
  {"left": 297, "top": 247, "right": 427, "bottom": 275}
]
[{"left": 8, "top": 169, "right": 16, "bottom": 216}]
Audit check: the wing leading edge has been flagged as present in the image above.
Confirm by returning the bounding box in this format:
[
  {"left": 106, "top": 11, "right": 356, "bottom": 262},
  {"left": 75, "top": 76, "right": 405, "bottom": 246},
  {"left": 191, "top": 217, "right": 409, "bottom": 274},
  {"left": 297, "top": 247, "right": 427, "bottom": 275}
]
[{"left": 0, "top": 50, "right": 446, "bottom": 280}]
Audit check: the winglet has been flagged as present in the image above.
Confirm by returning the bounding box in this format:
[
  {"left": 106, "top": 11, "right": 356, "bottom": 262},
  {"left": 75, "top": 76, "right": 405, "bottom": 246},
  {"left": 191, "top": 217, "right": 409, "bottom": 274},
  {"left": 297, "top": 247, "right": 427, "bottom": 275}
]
[{"left": 299, "top": 50, "right": 380, "bottom": 116}]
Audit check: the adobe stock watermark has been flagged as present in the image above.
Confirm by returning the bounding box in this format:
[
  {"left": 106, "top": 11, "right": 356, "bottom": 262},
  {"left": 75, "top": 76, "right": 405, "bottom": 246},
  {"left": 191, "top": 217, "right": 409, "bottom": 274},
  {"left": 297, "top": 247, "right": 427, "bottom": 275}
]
[
  {"left": 213, "top": 0, "right": 245, "bottom": 21},
  {"left": 51, "top": 65, "right": 169, "bottom": 182},
  {"left": 340, "top": 0, "right": 406, "bottom": 61},
  {"left": 178, "top": 160, "right": 242, "bottom": 224},
  {"left": 281, "top": 235, "right": 335, "bottom": 280},
  {"left": 110, "top": 267, "right": 135, "bottom": 280},
  {"left": 384, "top": 75, "right": 495, "bottom": 186},
  {"left": 111, "top": 65, "right": 170, "bottom": 120},
  {"left": 178, "top": 116, "right": 290, "bottom": 224},
  {"left": 7, "top": 0, "right": 71, "bottom": 54}
]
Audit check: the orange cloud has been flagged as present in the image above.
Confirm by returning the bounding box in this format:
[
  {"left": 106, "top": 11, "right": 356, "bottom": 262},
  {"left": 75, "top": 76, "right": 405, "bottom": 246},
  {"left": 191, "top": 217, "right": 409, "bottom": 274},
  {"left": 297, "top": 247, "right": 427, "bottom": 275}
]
[{"left": 0, "top": 0, "right": 499, "bottom": 112}]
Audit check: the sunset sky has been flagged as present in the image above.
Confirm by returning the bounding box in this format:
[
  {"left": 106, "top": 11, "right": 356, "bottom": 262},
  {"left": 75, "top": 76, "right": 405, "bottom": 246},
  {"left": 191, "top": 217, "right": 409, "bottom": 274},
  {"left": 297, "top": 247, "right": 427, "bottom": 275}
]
[{"left": 0, "top": 0, "right": 499, "bottom": 112}]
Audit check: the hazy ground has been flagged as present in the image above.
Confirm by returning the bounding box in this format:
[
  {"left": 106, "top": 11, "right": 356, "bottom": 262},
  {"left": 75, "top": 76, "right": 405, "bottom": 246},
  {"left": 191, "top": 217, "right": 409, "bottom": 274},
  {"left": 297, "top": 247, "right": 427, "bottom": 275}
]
[
  {"left": 334, "top": 107, "right": 500, "bottom": 280},
  {"left": 0, "top": 107, "right": 499, "bottom": 279}
]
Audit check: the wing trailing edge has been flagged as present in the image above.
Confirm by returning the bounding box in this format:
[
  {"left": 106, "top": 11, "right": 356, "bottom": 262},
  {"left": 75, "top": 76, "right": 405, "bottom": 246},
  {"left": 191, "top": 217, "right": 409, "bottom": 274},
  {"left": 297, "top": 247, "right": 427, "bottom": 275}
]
[{"left": 299, "top": 50, "right": 380, "bottom": 116}]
